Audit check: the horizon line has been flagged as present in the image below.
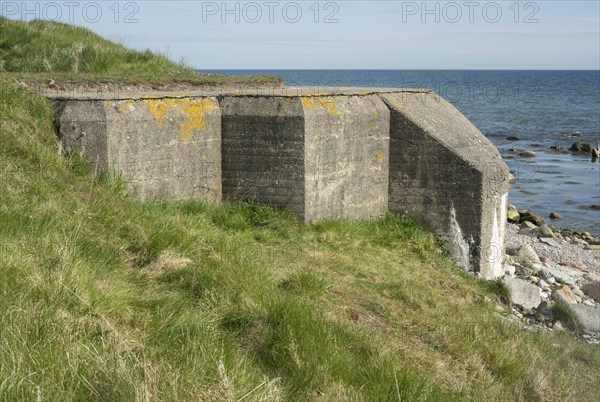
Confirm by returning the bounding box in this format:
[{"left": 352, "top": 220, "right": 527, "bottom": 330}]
[{"left": 197, "top": 68, "right": 600, "bottom": 71}]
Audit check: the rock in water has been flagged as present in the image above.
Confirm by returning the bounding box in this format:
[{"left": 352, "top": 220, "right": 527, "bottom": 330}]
[
  {"left": 549, "top": 211, "right": 560, "bottom": 219},
  {"left": 503, "top": 277, "right": 541, "bottom": 309},
  {"left": 519, "top": 151, "right": 536, "bottom": 157},
  {"left": 592, "top": 146, "right": 600, "bottom": 161},
  {"left": 569, "top": 141, "right": 591, "bottom": 152},
  {"left": 519, "top": 210, "right": 545, "bottom": 226},
  {"left": 507, "top": 204, "right": 520, "bottom": 223}
]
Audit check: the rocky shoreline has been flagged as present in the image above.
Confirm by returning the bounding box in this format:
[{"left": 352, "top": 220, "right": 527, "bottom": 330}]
[{"left": 500, "top": 206, "right": 600, "bottom": 343}]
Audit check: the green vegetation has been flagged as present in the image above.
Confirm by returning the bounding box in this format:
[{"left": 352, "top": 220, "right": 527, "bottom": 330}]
[
  {"left": 552, "top": 302, "right": 584, "bottom": 334},
  {"left": 0, "top": 17, "right": 282, "bottom": 87},
  {"left": 1, "top": 17, "right": 599, "bottom": 401}
]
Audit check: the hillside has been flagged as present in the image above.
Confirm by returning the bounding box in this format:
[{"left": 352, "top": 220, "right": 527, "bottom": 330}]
[
  {"left": 1, "top": 18, "right": 599, "bottom": 401},
  {"left": 0, "top": 17, "right": 282, "bottom": 89}
]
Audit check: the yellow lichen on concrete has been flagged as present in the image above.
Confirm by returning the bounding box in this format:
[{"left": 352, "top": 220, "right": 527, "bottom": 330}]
[
  {"left": 141, "top": 98, "right": 216, "bottom": 141},
  {"left": 377, "top": 151, "right": 383, "bottom": 162},
  {"left": 142, "top": 98, "right": 172, "bottom": 127},
  {"left": 179, "top": 98, "right": 216, "bottom": 142},
  {"left": 301, "top": 96, "right": 341, "bottom": 116},
  {"left": 117, "top": 99, "right": 135, "bottom": 113},
  {"left": 393, "top": 95, "right": 404, "bottom": 110}
]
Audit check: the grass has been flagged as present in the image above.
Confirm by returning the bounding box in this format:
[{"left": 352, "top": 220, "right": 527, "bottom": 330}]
[
  {"left": 0, "top": 17, "right": 282, "bottom": 87},
  {"left": 551, "top": 302, "right": 584, "bottom": 334},
  {"left": 1, "top": 17, "right": 600, "bottom": 402}
]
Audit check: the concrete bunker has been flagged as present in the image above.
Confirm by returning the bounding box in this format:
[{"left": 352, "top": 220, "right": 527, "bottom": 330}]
[{"left": 50, "top": 87, "right": 511, "bottom": 278}]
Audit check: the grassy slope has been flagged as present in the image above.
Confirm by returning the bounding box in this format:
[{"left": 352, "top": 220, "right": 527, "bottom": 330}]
[
  {"left": 0, "top": 17, "right": 281, "bottom": 86},
  {"left": 1, "top": 18, "right": 599, "bottom": 402}
]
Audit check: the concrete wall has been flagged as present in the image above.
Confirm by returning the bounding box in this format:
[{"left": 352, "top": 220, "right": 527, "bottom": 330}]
[
  {"left": 221, "top": 96, "right": 306, "bottom": 214},
  {"left": 56, "top": 97, "right": 221, "bottom": 202},
  {"left": 303, "top": 95, "right": 390, "bottom": 223},
  {"left": 379, "top": 92, "right": 511, "bottom": 278},
  {"left": 221, "top": 94, "right": 390, "bottom": 224},
  {"left": 51, "top": 88, "right": 511, "bottom": 278}
]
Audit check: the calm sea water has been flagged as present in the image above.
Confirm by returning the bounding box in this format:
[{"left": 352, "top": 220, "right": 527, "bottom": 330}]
[{"left": 205, "top": 70, "right": 600, "bottom": 235}]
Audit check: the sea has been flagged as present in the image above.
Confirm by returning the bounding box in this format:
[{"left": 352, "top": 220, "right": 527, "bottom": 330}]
[{"left": 205, "top": 70, "right": 600, "bottom": 236}]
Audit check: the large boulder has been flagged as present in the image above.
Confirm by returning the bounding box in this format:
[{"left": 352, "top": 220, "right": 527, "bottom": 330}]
[
  {"left": 567, "top": 304, "right": 600, "bottom": 334},
  {"left": 536, "top": 224, "right": 554, "bottom": 238},
  {"left": 569, "top": 141, "right": 592, "bottom": 152},
  {"left": 540, "top": 267, "right": 576, "bottom": 286},
  {"left": 552, "top": 286, "right": 577, "bottom": 305},
  {"left": 581, "top": 281, "right": 600, "bottom": 303},
  {"left": 503, "top": 277, "right": 541, "bottom": 309},
  {"left": 519, "top": 210, "right": 544, "bottom": 226},
  {"left": 507, "top": 204, "right": 520, "bottom": 223},
  {"left": 514, "top": 244, "right": 541, "bottom": 267}
]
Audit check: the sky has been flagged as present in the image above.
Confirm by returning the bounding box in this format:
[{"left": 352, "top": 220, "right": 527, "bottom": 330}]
[{"left": 2, "top": 1, "right": 600, "bottom": 69}]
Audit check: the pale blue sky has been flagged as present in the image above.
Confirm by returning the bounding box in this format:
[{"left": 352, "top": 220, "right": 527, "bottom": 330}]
[{"left": 4, "top": 1, "right": 600, "bottom": 69}]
